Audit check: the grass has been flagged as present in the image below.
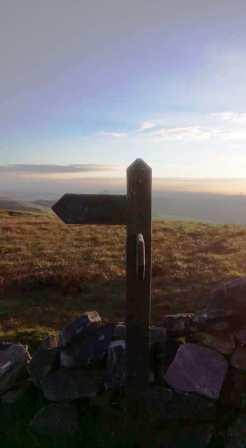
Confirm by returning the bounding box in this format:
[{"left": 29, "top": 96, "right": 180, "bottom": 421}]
[{"left": 1, "top": 208, "right": 246, "bottom": 347}]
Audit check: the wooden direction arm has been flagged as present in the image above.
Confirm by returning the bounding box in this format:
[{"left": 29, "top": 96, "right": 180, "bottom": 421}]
[{"left": 52, "top": 194, "right": 127, "bottom": 225}]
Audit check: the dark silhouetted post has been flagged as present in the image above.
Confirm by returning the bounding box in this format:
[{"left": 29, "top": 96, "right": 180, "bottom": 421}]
[
  {"left": 52, "top": 159, "right": 152, "bottom": 417},
  {"left": 126, "top": 159, "right": 152, "bottom": 408}
]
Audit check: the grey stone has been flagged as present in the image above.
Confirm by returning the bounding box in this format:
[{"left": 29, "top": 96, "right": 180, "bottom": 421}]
[
  {"left": 113, "top": 323, "right": 126, "bottom": 340},
  {"left": 41, "top": 368, "right": 100, "bottom": 401},
  {"left": 59, "top": 311, "right": 102, "bottom": 347},
  {"left": 104, "top": 340, "right": 126, "bottom": 390},
  {"left": 113, "top": 323, "right": 166, "bottom": 348},
  {"left": 0, "top": 343, "right": 30, "bottom": 394},
  {"left": 30, "top": 403, "right": 80, "bottom": 436},
  {"left": 60, "top": 323, "right": 114, "bottom": 368},
  {"left": 231, "top": 346, "right": 246, "bottom": 371},
  {"left": 165, "top": 343, "right": 228, "bottom": 400},
  {"left": 159, "top": 313, "right": 196, "bottom": 337},
  {"left": 29, "top": 346, "right": 60, "bottom": 388}
]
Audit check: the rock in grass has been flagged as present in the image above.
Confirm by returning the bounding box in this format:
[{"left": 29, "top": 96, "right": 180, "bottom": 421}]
[
  {"left": 30, "top": 403, "right": 79, "bottom": 436},
  {"left": 60, "top": 324, "right": 114, "bottom": 368},
  {"left": 165, "top": 343, "right": 228, "bottom": 400},
  {"left": 0, "top": 342, "right": 30, "bottom": 394},
  {"left": 59, "top": 311, "right": 102, "bottom": 347},
  {"left": 41, "top": 368, "right": 101, "bottom": 401}
]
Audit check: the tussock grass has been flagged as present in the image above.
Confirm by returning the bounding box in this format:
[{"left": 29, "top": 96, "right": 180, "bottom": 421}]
[{"left": 1, "top": 209, "right": 246, "bottom": 345}]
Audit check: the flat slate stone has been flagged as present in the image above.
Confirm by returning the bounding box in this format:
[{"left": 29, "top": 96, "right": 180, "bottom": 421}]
[
  {"left": 60, "top": 323, "right": 114, "bottom": 368},
  {"left": 165, "top": 343, "right": 228, "bottom": 400},
  {"left": 0, "top": 343, "right": 30, "bottom": 394},
  {"left": 41, "top": 368, "right": 101, "bottom": 401},
  {"left": 59, "top": 311, "right": 102, "bottom": 347}
]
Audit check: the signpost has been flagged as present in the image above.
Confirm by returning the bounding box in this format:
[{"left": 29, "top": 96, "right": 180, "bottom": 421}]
[{"left": 52, "top": 159, "right": 152, "bottom": 408}]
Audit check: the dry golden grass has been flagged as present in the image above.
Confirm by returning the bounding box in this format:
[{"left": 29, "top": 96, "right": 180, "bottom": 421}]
[{"left": 1, "top": 208, "right": 246, "bottom": 347}]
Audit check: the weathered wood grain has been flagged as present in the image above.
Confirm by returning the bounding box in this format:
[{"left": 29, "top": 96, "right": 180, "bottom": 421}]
[{"left": 126, "top": 159, "right": 152, "bottom": 405}]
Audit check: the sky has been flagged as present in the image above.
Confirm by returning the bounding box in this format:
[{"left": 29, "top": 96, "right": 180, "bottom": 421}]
[{"left": 1, "top": 0, "right": 246, "bottom": 191}]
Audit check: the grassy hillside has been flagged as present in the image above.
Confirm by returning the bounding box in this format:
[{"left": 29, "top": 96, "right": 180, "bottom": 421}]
[
  {"left": 0, "top": 208, "right": 246, "bottom": 347},
  {"left": 0, "top": 198, "right": 49, "bottom": 213}
]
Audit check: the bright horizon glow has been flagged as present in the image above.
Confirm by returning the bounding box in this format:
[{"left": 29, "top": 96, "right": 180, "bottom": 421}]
[{"left": 1, "top": 1, "right": 246, "bottom": 183}]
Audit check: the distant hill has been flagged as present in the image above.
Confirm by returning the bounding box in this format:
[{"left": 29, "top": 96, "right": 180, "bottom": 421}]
[
  {"left": 1, "top": 191, "right": 246, "bottom": 224},
  {"left": 0, "top": 198, "right": 49, "bottom": 213},
  {"left": 153, "top": 191, "right": 246, "bottom": 225},
  {"left": 32, "top": 199, "right": 55, "bottom": 208}
]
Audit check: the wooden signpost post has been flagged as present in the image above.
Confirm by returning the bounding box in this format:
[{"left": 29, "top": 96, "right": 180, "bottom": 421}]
[{"left": 52, "top": 159, "right": 152, "bottom": 410}]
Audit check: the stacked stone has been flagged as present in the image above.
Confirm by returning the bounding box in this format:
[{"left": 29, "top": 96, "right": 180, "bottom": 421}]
[{"left": 1, "top": 277, "right": 246, "bottom": 446}]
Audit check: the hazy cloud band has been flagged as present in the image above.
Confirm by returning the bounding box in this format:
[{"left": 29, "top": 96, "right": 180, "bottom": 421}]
[{"left": 0, "top": 164, "right": 119, "bottom": 174}]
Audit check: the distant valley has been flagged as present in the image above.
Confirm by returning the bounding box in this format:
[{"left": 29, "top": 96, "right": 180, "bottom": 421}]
[{"left": 1, "top": 191, "right": 246, "bottom": 224}]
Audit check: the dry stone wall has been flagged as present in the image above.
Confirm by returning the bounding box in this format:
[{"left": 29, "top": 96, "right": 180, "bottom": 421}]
[{"left": 1, "top": 278, "right": 246, "bottom": 447}]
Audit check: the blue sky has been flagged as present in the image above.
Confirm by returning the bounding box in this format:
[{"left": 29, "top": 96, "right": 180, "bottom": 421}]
[{"left": 1, "top": 0, "right": 246, "bottom": 180}]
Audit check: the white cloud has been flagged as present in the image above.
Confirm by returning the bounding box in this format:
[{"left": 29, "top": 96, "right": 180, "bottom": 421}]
[
  {"left": 138, "top": 121, "right": 156, "bottom": 132},
  {"left": 0, "top": 164, "right": 118, "bottom": 174},
  {"left": 95, "top": 112, "right": 246, "bottom": 144},
  {"left": 218, "top": 130, "right": 246, "bottom": 141},
  {"left": 98, "top": 132, "right": 128, "bottom": 138},
  {"left": 151, "top": 126, "right": 212, "bottom": 142},
  {"left": 213, "top": 112, "right": 246, "bottom": 124}
]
